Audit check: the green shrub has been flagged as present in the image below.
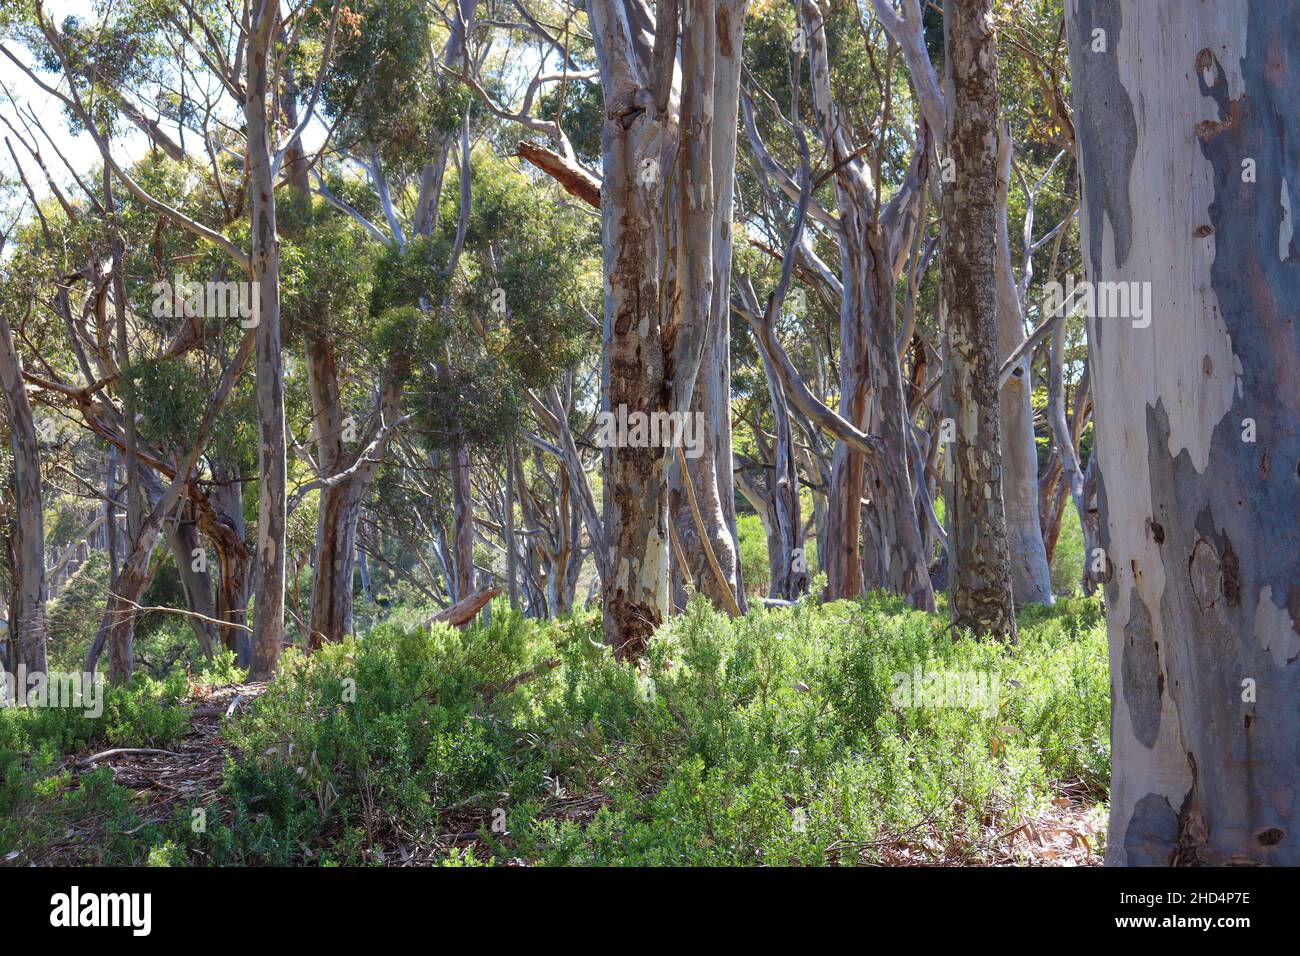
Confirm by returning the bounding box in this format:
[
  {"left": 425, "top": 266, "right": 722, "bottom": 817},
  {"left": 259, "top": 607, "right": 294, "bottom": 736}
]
[
  {"left": 5, "top": 590, "right": 1110, "bottom": 866},
  {"left": 0, "top": 672, "right": 194, "bottom": 864},
  {"left": 203, "top": 594, "right": 1108, "bottom": 865}
]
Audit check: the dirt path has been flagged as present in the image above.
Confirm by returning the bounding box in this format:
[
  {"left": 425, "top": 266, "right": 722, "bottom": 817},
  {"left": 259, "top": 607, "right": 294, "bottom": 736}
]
[{"left": 67, "top": 682, "right": 267, "bottom": 832}]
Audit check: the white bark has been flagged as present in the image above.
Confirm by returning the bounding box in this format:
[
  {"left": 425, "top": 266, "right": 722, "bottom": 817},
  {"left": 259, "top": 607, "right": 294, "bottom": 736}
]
[{"left": 1068, "top": 0, "right": 1300, "bottom": 865}]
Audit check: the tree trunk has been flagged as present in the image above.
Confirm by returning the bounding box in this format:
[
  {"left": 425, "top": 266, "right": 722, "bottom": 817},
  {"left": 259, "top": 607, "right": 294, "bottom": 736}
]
[
  {"left": 995, "top": 128, "right": 1054, "bottom": 606},
  {"left": 0, "top": 309, "right": 47, "bottom": 675},
  {"left": 246, "top": 0, "right": 287, "bottom": 680},
  {"left": 861, "top": 231, "right": 935, "bottom": 610},
  {"left": 450, "top": 441, "right": 475, "bottom": 602},
  {"left": 305, "top": 335, "right": 357, "bottom": 645},
  {"left": 823, "top": 232, "right": 869, "bottom": 601},
  {"left": 1067, "top": 0, "right": 1300, "bottom": 865},
  {"left": 167, "top": 508, "right": 219, "bottom": 659},
  {"left": 671, "top": 0, "right": 748, "bottom": 610},
  {"left": 202, "top": 459, "right": 251, "bottom": 661},
  {"left": 504, "top": 444, "right": 520, "bottom": 610},
  {"left": 941, "top": 0, "right": 1017, "bottom": 641},
  {"left": 588, "top": 0, "right": 674, "bottom": 658},
  {"left": 755, "top": 346, "right": 805, "bottom": 599}
]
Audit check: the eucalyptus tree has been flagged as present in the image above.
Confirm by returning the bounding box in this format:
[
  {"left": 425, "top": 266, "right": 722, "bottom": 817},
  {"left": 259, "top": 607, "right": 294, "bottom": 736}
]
[
  {"left": 2, "top": 0, "right": 344, "bottom": 678},
  {"left": 570, "top": 0, "right": 749, "bottom": 652},
  {"left": 737, "top": 0, "right": 935, "bottom": 609},
  {"left": 0, "top": 232, "right": 47, "bottom": 676},
  {"left": 939, "top": 0, "right": 1017, "bottom": 640},
  {"left": 1067, "top": 0, "right": 1299, "bottom": 865}
]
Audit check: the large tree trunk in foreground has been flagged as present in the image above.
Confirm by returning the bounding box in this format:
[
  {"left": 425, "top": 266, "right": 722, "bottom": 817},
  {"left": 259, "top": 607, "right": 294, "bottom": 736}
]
[
  {"left": 941, "top": 0, "right": 1017, "bottom": 641},
  {"left": 0, "top": 309, "right": 47, "bottom": 675},
  {"left": 1068, "top": 0, "right": 1299, "bottom": 865},
  {"left": 246, "top": 0, "right": 287, "bottom": 680}
]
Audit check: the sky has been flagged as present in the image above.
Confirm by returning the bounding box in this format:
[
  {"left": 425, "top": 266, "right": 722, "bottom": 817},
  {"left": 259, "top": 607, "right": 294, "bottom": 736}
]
[
  {"left": 1, "top": 0, "right": 153, "bottom": 213},
  {"left": 1, "top": 0, "right": 321, "bottom": 226},
  {"left": 0, "top": 0, "right": 545, "bottom": 247}
]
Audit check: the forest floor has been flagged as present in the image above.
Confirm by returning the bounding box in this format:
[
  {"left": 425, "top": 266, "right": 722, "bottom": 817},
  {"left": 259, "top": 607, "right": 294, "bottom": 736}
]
[{"left": 48, "top": 680, "right": 1105, "bottom": 867}]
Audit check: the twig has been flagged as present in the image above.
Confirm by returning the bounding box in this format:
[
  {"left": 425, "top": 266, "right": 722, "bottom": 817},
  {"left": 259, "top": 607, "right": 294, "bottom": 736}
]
[
  {"left": 77, "top": 748, "right": 182, "bottom": 767},
  {"left": 482, "top": 658, "right": 562, "bottom": 702}
]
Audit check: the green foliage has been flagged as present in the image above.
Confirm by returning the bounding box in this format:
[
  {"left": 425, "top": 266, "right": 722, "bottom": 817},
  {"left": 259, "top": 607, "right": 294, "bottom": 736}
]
[
  {"left": 737, "top": 513, "right": 771, "bottom": 592},
  {"left": 1051, "top": 503, "right": 1086, "bottom": 596},
  {"left": 315, "top": 0, "right": 452, "bottom": 176},
  {"left": 46, "top": 552, "right": 110, "bottom": 669},
  {"left": 152, "top": 595, "right": 1108, "bottom": 865},
  {"left": 127, "top": 358, "right": 208, "bottom": 453},
  {"left": 736, "top": 514, "right": 818, "bottom": 596},
  {"left": 369, "top": 234, "right": 455, "bottom": 319},
  {"left": 0, "top": 673, "right": 194, "bottom": 864},
  {"left": 280, "top": 214, "right": 377, "bottom": 344}
]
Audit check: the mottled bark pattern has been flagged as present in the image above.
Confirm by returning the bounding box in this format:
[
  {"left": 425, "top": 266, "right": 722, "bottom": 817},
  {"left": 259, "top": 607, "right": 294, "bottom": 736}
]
[
  {"left": 1068, "top": 0, "right": 1300, "bottom": 865},
  {"left": 941, "top": 0, "right": 1018, "bottom": 640},
  {"left": 588, "top": 0, "right": 672, "bottom": 657},
  {"left": 246, "top": 0, "right": 287, "bottom": 680},
  {"left": 0, "top": 309, "right": 47, "bottom": 674}
]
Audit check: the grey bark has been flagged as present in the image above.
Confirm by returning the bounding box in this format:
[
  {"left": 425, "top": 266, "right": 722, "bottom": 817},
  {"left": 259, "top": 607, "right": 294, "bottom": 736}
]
[
  {"left": 670, "top": 0, "right": 748, "bottom": 612},
  {"left": 246, "top": 0, "right": 287, "bottom": 680},
  {"left": 1067, "top": 0, "right": 1300, "bottom": 865},
  {"left": 0, "top": 307, "right": 47, "bottom": 675},
  {"left": 994, "top": 129, "right": 1054, "bottom": 606}
]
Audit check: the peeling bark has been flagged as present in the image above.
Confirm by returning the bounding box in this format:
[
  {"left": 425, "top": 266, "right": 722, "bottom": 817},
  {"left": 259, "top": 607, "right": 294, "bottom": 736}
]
[
  {"left": 246, "top": 0, "right": 287, "bottom": 680},
  {"left": 588, "top": 0, "right": 675, "bottom": 657},
  {"left": 1068, "top": 0, "right": 1300, "bottom": 865},
  {"left": 942, "top": 0, "right": 1018, "bottom": 641},
  {"left": 0, "top": 309, "right": 46, "bottom": 675}
]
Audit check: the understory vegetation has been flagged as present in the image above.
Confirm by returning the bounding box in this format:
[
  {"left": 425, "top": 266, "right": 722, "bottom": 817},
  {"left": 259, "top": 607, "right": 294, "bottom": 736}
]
[{"left": 2, "top": 593, "right": 1108, "bottom": 866}]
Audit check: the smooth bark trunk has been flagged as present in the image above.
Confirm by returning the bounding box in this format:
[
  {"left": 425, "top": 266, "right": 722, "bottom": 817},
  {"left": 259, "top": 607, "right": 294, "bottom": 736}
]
[
  {"left": 995, "top": 129, "right": 1054, "bottom": 606},
  {"left": 1068, "top": 0, "right": 1300, "bottom": 865}
]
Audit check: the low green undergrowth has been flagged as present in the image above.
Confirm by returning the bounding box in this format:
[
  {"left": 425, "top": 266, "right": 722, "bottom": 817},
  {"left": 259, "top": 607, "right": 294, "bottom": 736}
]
[
  {"left": 199, "top": 593, "right": 1109, "bottom": 865},
  {"left": 2, "top": 594, "right": 1109, "bottom": 866},
  {"left": 0, "top": 670, "right": 194, "bottom": 864}
]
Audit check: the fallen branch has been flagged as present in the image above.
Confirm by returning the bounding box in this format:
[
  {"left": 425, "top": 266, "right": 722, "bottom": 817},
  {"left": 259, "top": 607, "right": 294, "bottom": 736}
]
[
  {"left": 106, "top": 595, "right": 253, "bottom": 632},
  {"left": 675, "top": 445, "right": 743, "bottom": 617},
  {"left": 483, "top": 658, "right": 562, "bottom": 702},
  {"left": 77, "top": 748, "right": 182, "bottom": 767},
  {"left": 428, "top": 586, "right": 502, "bottom": 629},
  {"left": 516, "top": 141, "right": 601, "bottom": 209}
]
